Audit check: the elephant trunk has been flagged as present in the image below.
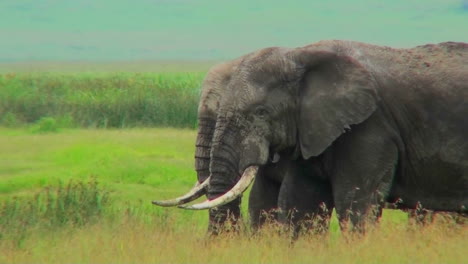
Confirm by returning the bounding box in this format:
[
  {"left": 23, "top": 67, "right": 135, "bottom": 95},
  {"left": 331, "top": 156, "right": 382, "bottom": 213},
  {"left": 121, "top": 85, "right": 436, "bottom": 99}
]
[
  {"left": 195, "top": 118, "right": 216, "bottom": 183},
  {"left": 180, "top": 113, "right": 268, "bottom": 210},
  {"left": 195, "top": 117, "right": 233, "bottom": 233},
  {"left": 207, "top": 123, "right": 242, "bottom": 233},
  {"left": 181, "top": 118, "right": 259, "bottom": 233}
]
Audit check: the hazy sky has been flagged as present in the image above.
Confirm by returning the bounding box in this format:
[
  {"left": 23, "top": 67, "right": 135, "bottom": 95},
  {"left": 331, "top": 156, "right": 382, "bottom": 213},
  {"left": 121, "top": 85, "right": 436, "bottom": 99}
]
[{"left": 1, "top": 0, "right": 467, "bottom": 61}]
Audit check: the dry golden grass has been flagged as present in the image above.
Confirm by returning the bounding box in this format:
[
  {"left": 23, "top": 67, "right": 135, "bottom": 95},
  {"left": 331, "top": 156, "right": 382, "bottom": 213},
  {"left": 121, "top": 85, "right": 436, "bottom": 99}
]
[{"left": 1, "top": 215, "right": 466, "bottom": 264}]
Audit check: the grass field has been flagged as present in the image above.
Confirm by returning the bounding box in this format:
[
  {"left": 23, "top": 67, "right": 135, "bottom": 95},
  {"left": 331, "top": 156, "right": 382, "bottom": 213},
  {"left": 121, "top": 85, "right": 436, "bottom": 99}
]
[
  {"left": 0, "top": 72, "right": 205, "bottom": 128},
  {"left": 0, "top": 127, "right": 466, "bottom": 263}
]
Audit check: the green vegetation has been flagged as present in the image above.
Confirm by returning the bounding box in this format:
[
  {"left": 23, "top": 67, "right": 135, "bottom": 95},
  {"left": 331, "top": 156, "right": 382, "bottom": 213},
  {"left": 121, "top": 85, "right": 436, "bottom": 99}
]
[
  {"left": 0, "top": 179, "right": 109, "bottom": 246},
  {"left": 0, "top": 127, "right": 466, "bottom": 263},
  {"left": 0, "top": 72, "right": 205, "bottom": 128}
]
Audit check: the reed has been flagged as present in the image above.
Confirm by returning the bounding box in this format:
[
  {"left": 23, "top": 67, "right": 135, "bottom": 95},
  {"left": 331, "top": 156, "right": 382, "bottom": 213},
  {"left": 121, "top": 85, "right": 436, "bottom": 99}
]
[{"left": 0, "top": 72, "right": 205, "bottom": 128}]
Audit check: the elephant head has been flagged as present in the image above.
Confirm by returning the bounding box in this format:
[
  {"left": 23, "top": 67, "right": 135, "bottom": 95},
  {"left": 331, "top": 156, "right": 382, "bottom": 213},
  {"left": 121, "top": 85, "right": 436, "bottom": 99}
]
[
  {"left": 153, "top": 57, "right": 248, "bottom": 233},
  {"left": 154, "top": 40, "right": 379, "bottom": 232}
]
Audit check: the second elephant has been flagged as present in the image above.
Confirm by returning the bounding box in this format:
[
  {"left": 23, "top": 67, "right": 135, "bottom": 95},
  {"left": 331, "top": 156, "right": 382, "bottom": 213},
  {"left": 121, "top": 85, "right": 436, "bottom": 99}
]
[{"left": 250, "top": 157, "right": 334, "bottom": 235}]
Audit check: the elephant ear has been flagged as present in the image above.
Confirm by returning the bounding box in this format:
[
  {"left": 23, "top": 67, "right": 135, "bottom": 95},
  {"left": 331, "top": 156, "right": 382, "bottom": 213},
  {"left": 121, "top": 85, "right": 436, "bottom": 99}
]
[{"left": 289, "top": 43, "right": 379, "bottom": 159}]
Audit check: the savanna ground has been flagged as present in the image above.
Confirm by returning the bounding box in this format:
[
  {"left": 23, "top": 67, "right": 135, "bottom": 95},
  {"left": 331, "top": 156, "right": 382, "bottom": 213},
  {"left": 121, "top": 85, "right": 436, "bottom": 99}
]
[{"left": 0, "top": 66, "right": 466, "bottom": 263}]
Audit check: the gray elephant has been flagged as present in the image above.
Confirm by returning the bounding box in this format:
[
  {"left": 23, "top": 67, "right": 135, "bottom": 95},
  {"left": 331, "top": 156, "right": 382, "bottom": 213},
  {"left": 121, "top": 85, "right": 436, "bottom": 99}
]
[
  {"left": 153, "top": 57, "right": 322, "bottom": 234},
  {"left": 155, "top": 40, "right": 468, "bottom": 233}
]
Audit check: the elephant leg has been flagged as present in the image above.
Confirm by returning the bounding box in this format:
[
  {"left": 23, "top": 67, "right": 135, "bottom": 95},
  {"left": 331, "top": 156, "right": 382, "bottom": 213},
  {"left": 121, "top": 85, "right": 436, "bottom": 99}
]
[
  {"left": 333, "top": 150, "right": 397, "bottom": 232},
  {"left": 277, "top": 161, "right": 334, "bottom": 238},
  {"left": 248, "top": 166, "right": 281, "bottom": 230},
  {"left": 333, "top": 164, "right": 395, "bottom": 233},
  {"left": 331, "top": 117, "right": 399, "bottom": 233}
]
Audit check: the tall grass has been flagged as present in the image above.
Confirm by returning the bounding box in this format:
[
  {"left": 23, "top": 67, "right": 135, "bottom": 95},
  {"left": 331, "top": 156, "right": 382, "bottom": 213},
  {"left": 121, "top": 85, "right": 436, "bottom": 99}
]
[
  {"left": 0, "top": 72, "right": 205, "bottom": 128},
  {"left": 0, "top": 179, "right": 109, "bottom": 246},
  {"left": 0, "top": 179, "right": 465, "bottom": 263},
  {"left": 1, "top": 209, "right": 466, "bottom": 264}
]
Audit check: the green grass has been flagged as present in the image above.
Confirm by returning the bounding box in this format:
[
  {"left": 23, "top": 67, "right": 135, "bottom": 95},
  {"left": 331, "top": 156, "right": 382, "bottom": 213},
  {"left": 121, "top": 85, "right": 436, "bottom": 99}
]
[
  {"left": 0, "top": 127, "right": 466, "bottom": 263},
  {"left": 0, "top": 72, "right": 205, "bottom": 128},
  {"left": 0, "top": 127, "right": 197, "bottom": 200}
]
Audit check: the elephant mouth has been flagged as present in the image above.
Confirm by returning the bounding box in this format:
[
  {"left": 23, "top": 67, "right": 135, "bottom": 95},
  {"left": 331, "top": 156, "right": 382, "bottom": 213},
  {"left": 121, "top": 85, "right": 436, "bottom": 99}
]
[
  {"left": 152, "top": 166, "right": 259, "bottom": 210},
  {"left": 269, "top": 151, "right": 280, "bottom": 163}
]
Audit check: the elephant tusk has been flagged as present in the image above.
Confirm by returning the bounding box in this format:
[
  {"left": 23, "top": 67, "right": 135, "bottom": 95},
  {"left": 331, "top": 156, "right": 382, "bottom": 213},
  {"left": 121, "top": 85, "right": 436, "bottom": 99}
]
[
  {"left": 178, "top": 166, "right": 258, "bottom": 210},
  {"left": 152, "top": 177, "right": 210, "bottom": 207}
]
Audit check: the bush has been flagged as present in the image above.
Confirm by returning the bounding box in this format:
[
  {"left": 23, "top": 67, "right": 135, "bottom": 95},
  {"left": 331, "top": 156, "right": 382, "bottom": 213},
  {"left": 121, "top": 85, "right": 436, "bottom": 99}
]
[
  {"left": 0, "top": 112, "right": 19, "bottom": 127},
  {"left": 0, "top": 179, "right": 110, "bottom": 244},
  {"left": 30, "top": 117, "right": 59, "bottom": 133}
]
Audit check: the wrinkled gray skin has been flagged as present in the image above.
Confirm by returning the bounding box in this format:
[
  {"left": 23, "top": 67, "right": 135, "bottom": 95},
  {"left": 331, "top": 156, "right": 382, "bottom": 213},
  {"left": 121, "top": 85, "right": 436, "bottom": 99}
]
[
  {"left": 196, "top": 60, "right": 323, "bottom": 234},
  {"left": 195, "top": 40, "right": 468, "bottom": 233},
  {"left": 249, "top": 157, "right": 334, "bottom": 235}
]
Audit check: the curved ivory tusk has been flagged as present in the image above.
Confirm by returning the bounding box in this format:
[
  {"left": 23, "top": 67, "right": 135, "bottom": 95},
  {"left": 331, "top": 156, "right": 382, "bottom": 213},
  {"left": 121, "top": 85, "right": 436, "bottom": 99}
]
[
  {"left": 178, "top": 166, "right": 258, "bottom": 210},
  {"left": 152, "top": 177, "right": 210, "bottom": 207}
]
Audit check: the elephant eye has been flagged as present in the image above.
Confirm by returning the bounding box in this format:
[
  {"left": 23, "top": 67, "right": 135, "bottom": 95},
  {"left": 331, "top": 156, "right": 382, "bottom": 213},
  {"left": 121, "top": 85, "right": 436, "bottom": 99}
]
[{"left": 254, "top": 107, "right": 269, "bottom": 118}]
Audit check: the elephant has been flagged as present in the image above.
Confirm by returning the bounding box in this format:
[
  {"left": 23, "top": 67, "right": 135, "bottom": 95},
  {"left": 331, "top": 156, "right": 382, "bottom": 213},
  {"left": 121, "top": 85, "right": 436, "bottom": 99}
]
[
  {"left": 152, "top": 57, "right": 325, "bottom": 234},
  {"left": 154, "top": 40, "right": 468, "bottom": 233}
]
